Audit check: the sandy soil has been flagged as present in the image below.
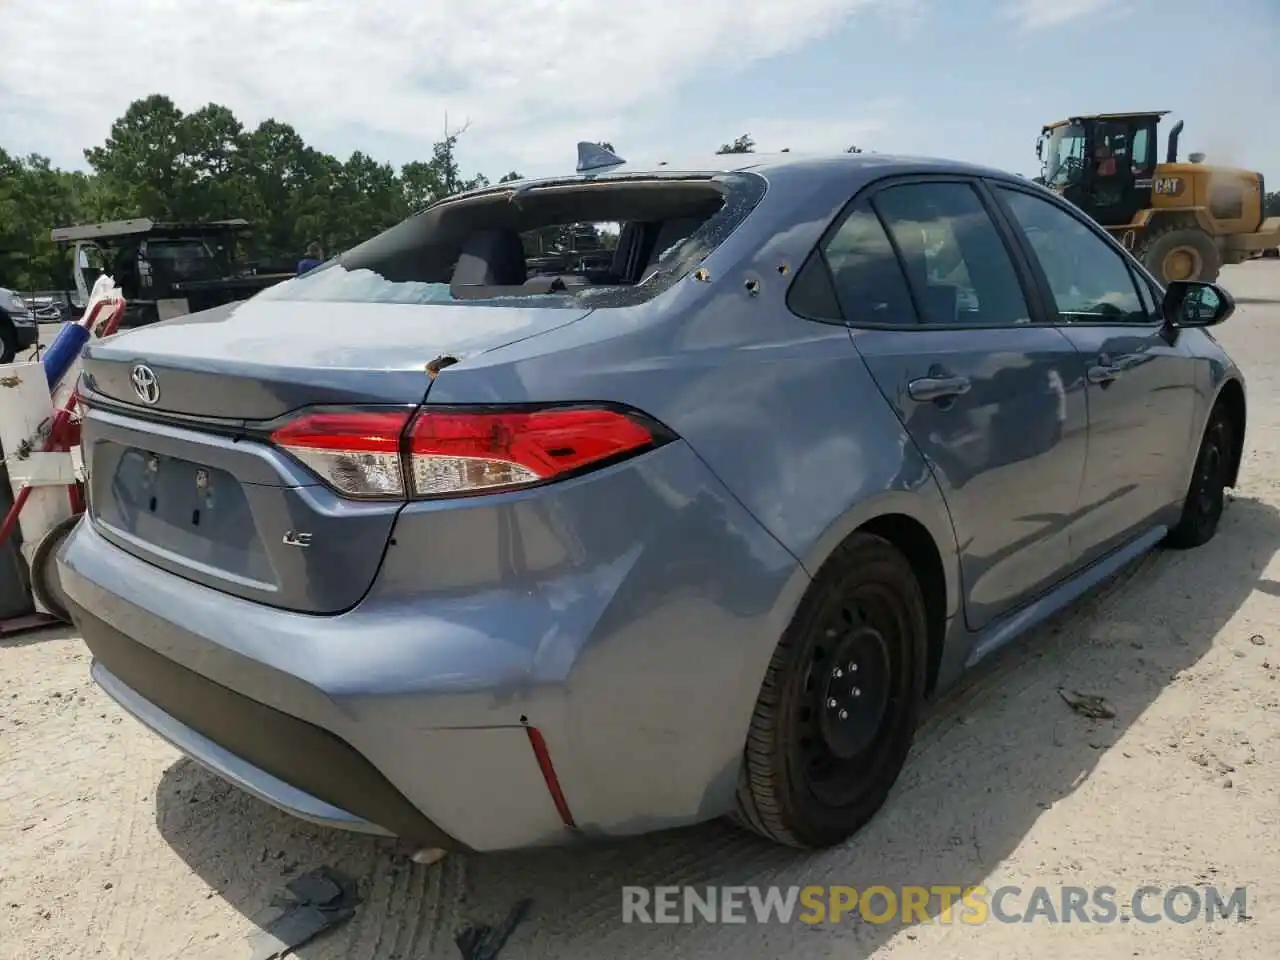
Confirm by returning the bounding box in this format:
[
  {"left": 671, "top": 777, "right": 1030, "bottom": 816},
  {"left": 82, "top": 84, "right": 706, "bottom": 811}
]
[{"left": 3, "top": 263, "right": 1280, "bottom": 960}]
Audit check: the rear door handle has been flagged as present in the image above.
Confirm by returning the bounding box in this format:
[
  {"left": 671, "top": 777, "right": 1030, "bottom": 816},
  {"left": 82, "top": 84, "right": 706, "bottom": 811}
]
[
  {"left": 1087, "top": 364, "right": 1119, "bottom": 385},
  {"left": 908, "top": 375, "right": 972, "bottom": 402}
]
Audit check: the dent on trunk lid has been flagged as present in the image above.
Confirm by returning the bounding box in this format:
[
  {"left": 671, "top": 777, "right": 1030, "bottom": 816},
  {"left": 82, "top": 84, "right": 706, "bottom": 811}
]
[{"left": 81, "top": 299, "right": 596, "bottom": 420}]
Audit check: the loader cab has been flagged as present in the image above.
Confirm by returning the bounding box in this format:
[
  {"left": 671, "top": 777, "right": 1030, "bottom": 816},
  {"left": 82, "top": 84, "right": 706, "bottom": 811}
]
[
  {"left": 1036, "top": 111, "right": 1164, "bottom": 227},
  {"left": 72, "top": 242, "right": 107, "bottom": 304},
  {"left": 71, "top": 237, "right": 150, "bottom": 304},
  {"left": 52, "top": 218, "right": 271, "bottom": 328}
]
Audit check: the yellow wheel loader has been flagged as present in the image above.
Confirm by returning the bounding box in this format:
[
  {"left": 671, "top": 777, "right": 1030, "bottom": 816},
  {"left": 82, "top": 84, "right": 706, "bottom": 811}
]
[{"left": 1036, "top": 111, "right": 1280, "bottom": 284}]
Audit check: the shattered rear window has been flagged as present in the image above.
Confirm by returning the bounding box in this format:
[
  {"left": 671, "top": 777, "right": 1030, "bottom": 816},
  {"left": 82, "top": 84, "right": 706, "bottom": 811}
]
[{"left": 255, "top": 172, "right": 766, "bottom": 309}]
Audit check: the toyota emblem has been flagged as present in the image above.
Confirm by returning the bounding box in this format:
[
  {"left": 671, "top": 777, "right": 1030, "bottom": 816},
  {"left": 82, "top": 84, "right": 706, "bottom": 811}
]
[{"left": 130, "top": 364, "right": 160, "bottom": 405}]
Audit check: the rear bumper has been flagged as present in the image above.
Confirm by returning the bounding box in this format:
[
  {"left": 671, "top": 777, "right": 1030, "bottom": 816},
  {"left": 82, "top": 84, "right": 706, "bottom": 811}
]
[
  {"left": 89, "top": 657, "right": 395, "bottom": 838},
  {"left": 8, "top": 319, "right": 38, "bottom": 349},
  {"left": 58, "top": 439, "right": 806, "bottom": 850},
  {"left": 62, "top": 530, "right": 571, "bottom": 851}
]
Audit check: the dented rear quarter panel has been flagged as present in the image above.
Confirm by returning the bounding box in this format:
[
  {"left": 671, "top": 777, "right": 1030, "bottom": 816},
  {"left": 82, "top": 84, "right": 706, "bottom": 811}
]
[
  {"left": 421, "top": 157, "right": 967, "bottom": 697},
  {"left": 428, "top": 155, "right": 964, "bottom": 596}
]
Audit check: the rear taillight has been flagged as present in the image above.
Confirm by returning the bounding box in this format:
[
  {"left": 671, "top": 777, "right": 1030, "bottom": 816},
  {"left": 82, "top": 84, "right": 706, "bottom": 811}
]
[
  {"left": 269, "top": 405, "right": 666, "bottom": 500},
  {"left": 271, "top": 409, "right": 412, "bottom": 499},
  {"left": 406, "top": 407, "right": 658, "bottom": 496}
]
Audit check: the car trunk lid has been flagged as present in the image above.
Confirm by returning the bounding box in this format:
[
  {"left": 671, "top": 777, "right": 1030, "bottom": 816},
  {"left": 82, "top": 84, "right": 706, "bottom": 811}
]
[
  {"left": 80, "top": 298, "right": 592, "bottom": 420},
  {"left": 80, "top": 299, "right": 593, "bottom": 613}
]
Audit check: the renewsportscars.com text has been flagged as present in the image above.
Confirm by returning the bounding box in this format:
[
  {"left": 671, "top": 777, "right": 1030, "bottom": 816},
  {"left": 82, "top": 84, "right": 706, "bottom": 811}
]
[{"left": 621, "top": 884, "right": 1249, "bottom": 925}]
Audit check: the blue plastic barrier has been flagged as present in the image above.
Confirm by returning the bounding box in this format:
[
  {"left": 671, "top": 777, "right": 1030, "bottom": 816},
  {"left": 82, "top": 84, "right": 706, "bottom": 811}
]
[{"left": 41, "top": 322, "right": 90, "bottom": 390}]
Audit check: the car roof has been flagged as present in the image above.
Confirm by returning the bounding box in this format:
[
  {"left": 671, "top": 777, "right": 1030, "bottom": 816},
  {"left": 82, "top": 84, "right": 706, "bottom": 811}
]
[{"left": 440, "top": 152, "right": 1027, "bottom": 209}]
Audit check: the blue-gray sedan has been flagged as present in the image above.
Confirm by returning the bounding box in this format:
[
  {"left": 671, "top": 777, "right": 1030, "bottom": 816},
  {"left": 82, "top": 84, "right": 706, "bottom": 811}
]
[{"left": 59, "top": 151, "right": 1245, "bottom": 852}]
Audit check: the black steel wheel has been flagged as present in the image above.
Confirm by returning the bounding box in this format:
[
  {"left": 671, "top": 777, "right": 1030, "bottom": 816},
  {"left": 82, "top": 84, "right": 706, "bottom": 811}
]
[
  {"left": 1166, "top": 405, "right": 1233, "bottom": 549},
  {"left": 734, "top": 532, "right": 928, "bottom": 848}
]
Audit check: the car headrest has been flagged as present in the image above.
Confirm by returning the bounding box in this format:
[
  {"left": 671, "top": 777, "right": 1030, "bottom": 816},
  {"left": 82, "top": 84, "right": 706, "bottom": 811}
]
[
  {"left": 452, "top": 229, "right": 527, "bottom": 286},
  {"left": 645, "top": 217, "right": 704, "bottom": 269}
]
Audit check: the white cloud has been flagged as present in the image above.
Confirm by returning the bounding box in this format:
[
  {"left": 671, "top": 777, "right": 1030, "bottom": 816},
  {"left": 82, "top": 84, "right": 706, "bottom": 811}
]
[
  {"left": 1004, "top": 0, "right": 1113, "bottom": 29},
  {"left": 0, "top": 0, "right": 906, "bottom": 175}
]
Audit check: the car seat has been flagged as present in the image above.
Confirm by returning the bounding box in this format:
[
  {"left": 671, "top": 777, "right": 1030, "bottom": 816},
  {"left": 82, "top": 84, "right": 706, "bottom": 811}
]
[{"left": 451, "top": 229, "right": 528, "bottom": 286}]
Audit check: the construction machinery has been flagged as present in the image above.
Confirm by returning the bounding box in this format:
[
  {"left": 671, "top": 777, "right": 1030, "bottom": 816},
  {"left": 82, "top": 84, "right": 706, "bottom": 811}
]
[
  {"left": 1036, "top": 111, "right": 1280, "bottom": 284},
  {"left": 49, "top": 218, "right": 294, "bottom": 328}
]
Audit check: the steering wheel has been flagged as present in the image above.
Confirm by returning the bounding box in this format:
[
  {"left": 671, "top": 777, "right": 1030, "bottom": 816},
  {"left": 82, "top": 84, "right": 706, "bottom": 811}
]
[{"left": 1059, "top": 156, "right": 1086, "bottom": 181}]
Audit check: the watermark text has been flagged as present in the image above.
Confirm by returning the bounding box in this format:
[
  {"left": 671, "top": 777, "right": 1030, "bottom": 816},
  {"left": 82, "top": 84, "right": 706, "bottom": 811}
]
[{"left": 621, "top": 884, "right": 1249, "bottom": 926}]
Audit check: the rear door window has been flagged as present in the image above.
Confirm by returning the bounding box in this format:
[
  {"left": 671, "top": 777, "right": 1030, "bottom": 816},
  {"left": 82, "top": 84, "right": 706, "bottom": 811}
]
[
  {"left": 872, "top": 182, "right": 1033, "bottom": 327},
  {"left": 819, "top": 204, "right": 918, "bottom": 326}
]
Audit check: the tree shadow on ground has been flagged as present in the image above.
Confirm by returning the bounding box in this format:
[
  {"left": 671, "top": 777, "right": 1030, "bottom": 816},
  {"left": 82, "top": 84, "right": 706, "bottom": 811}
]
[{"left": 153, "top": 496, "right": 1280, "bottom": 959}]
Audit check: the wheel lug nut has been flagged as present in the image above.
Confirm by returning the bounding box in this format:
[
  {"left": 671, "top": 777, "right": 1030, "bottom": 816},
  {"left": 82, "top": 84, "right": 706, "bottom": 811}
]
[
  {"left": 852, "top": 688, "right": 862, "bottom": 698},
  {"left": 828, "top": 698, "right": 838, "bottom": 709},
  {"left": 839, "top": 709, "right": 849, "bottom": 720},
  {"left": 849, "top": 662, "right": 858, "bottom": 672},
  {"left": 832, "top": 668, "right": 843, "bottom": 679}
]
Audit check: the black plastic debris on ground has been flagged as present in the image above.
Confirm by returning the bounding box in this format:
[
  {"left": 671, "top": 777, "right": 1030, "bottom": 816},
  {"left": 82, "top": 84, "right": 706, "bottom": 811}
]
[
  {"left": 456, "top": 898, "right": 533, "bottom": 960},
  {"left": 247, "top": 866, "right": 360, "bottom": 960}
]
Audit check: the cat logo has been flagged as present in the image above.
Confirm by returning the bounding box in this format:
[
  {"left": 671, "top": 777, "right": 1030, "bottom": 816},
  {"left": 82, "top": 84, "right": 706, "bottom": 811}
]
[
  {"left": 1154, "top": 177, "right": 1184, "bottom": 196},
  {"left": 282, "top": 530, "right": 313, "bottom": 548}
]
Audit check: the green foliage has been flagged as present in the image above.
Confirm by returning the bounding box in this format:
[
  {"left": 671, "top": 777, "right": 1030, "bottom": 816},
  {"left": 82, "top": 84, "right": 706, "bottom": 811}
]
[
  {"left": 0, "top": 148, "right": 97, "bottom": 290},
  {"left": 717, "top": 134, "right": 756, "bottom": 155},
  {"left": 4, "top": 97, "right": 883, "bottom": 290},
  {"left": 1, "top": 95, "right": 507, "bottom": 289},
  {"left": 1266, "top": 191, "right": 1280, "bottom": 218}
]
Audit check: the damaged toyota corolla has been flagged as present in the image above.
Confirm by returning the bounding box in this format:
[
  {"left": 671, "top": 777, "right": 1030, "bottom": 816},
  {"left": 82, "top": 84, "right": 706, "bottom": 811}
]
[{"left": 60, "top": 145, "right": 1245, "bottom": 854}]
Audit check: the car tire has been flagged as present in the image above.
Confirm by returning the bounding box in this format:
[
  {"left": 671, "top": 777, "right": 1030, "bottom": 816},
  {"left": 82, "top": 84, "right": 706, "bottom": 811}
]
[
  {"left": 0, "top": 320, "right": 16, "bottom": 364},
  {"left": 1138, "top": 226, "right": 1222, "bottom": 285},
  {"left": 1165, "top": 404, "right": 1234, "bottom": 550},
  {"left": 733, "top": 532, "right": 928, "bottom": 848}
]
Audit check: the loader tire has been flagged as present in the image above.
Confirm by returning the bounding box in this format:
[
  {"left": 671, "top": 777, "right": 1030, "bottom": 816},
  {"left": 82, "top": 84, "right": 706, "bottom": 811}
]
[{"left": 1139, "top": 226, "right": 1222, "bottom": 285}]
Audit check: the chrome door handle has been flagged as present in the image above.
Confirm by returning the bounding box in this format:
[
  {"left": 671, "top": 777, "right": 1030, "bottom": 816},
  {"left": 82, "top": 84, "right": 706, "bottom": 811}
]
[{"left": 908, "top": 375, "right": 972, "bottom": 402}]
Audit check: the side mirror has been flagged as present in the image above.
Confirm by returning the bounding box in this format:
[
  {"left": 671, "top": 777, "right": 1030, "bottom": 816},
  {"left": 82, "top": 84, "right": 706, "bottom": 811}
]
[{"left": 1162, "top": 280, "right": 1234, "bottom": 329}]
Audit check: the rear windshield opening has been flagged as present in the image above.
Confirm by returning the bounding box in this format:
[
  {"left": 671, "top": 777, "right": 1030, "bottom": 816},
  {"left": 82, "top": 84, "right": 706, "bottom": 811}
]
[{"left": 256, "top": 173, "right": 765, "bottom": 309}]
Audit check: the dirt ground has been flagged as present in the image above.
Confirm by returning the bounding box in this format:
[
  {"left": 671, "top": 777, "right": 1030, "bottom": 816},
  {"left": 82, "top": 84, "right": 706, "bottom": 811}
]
[{"left": 3, "top": 263, "right": 1280, "bottom": 960}]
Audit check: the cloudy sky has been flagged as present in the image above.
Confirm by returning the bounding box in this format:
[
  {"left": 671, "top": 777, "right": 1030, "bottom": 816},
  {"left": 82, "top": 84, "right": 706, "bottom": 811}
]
[{"left": 1, "top": 0, "right": 1276, "bottom": 183}]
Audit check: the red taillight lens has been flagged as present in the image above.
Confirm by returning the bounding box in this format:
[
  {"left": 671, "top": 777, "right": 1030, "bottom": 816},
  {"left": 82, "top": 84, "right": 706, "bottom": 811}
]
[
  {"left": 269, "top": 405, "right": 664, "bottom": 500},
  {"left": 270, "top": 409, "right": 411, "bottom": 499},
  {"left": 407, "top": 407, "right": 658, "bottom": 497}
]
